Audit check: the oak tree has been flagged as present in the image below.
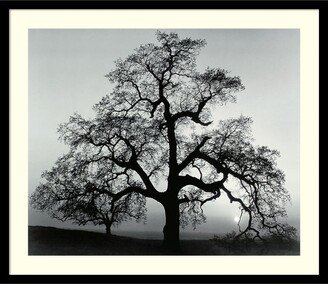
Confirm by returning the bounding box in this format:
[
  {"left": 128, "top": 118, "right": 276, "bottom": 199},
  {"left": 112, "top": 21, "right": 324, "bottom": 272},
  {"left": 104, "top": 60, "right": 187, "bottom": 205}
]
[{"left": 30, "top": 151, "right": 147, "bottom": 235}]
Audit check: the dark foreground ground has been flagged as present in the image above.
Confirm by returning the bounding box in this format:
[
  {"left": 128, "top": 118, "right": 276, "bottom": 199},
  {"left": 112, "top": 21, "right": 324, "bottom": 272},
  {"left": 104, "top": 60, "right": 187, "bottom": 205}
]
[{"left": 29, "top": 226, "right": 300, "bottom": 255}]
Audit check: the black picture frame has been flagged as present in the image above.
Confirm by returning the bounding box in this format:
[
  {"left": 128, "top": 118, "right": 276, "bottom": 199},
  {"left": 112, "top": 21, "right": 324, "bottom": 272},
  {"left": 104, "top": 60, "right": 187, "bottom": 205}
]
[{"left": 2, "top": 1, "right": 325, "bottom": 283}]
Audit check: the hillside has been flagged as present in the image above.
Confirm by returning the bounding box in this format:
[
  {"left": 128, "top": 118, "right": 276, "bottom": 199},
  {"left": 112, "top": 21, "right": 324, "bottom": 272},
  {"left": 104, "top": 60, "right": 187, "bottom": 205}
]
[{"left": 28, "top": 226, "right": 300, "bottom": 255}]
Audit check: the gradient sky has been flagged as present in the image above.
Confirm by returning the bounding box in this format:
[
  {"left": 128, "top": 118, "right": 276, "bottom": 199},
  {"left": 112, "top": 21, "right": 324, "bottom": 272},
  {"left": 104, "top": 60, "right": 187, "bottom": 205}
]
[{"left": 28, "top": 29, "right": 300, "bottom": 237}]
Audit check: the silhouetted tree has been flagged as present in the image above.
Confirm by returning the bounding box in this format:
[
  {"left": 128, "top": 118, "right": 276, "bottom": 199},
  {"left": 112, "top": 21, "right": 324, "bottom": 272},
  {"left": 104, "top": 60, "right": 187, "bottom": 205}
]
[
  {"left": 33, "top": 31, "right": 296, "bottom": 250},
  {"left": 30, "top": 151, "right": 146, "bottom": 235}
]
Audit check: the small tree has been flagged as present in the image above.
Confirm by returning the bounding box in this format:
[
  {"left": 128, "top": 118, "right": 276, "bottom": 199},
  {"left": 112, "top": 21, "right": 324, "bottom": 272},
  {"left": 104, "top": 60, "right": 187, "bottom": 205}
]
[
  {"left": 33, "top": 31, "right": 296, "bottom": 250},
  {"left": 30, "top": 151, "right": 147, "bottom": 235}
]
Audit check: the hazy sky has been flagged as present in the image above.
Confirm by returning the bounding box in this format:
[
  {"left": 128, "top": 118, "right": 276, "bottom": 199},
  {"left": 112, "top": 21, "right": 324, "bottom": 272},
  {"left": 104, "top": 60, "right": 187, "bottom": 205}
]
[{"left": 28, "top": 29, "right": 300, "bottom": 237}]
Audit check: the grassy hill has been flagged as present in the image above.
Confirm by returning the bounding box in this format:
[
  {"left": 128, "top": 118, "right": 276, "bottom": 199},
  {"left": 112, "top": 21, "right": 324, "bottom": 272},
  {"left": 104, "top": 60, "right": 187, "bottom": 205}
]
[{"left": 28, "top": 226, "right": 299, "bottom": 255}]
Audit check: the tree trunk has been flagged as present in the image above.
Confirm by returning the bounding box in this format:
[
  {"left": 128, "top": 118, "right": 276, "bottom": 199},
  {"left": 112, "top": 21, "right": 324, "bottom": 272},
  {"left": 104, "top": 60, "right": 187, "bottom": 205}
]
[
  {"left": 105, "top": 223, "right": 112, "bottom": 235},
  {"left": 162, "top": 200, "right": 180, "bottom": 251}
]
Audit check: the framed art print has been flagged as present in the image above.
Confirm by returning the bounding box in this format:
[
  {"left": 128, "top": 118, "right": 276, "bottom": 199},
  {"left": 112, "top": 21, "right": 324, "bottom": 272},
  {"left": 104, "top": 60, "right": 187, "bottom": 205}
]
[{"left": 3, "top": 1, "right": 325, "bottom": 283}]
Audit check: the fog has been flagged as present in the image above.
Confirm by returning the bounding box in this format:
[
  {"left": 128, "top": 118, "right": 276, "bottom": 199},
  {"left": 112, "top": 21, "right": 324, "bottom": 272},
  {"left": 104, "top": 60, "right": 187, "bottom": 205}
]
[{"left": 29, "top": 29, "right": 300, "bottom": 238}]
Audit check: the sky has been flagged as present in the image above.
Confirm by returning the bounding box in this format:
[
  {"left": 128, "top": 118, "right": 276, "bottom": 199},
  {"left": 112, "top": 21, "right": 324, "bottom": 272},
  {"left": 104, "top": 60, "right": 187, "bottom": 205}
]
[{"left": 28, "top": 29, "right": 300, "bottom": 238}]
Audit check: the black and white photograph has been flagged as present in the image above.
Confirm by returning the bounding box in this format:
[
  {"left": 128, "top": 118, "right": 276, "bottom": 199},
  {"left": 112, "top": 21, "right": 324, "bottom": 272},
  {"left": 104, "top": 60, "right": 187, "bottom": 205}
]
[{"left": 28, "top": 29, "right": 300, "bottom": 256}]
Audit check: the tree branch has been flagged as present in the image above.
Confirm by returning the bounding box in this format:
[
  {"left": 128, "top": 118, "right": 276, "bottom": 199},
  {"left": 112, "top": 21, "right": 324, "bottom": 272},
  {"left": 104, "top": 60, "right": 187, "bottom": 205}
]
[
  {"left": 172, "top": 96, "right": 213, "bottom": 126},
  {"left": 179, "top": 174, "right": 224, "bottom": 194},
  {"left": 177, "top": 136, "right": 210, "bottom": 173},
  {"left": 197, "top": 152, "right": 255, "bottom": 186}
]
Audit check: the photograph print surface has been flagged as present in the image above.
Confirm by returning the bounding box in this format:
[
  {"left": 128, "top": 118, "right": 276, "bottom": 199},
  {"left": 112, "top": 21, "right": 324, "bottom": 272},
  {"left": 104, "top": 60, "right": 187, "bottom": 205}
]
[{"left": 28, "top": 29, "right": 300, "bottom": 255}]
